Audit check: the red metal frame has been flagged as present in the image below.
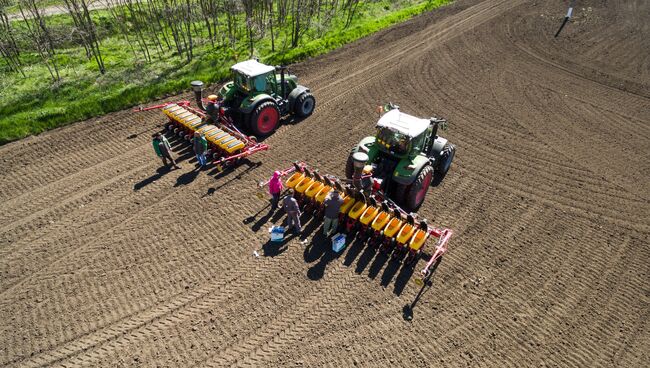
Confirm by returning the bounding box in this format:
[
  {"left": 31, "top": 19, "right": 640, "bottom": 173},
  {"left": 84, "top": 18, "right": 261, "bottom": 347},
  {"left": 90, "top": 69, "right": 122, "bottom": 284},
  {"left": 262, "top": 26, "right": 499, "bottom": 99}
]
[
  {"left": 136, "top": 100, "right": 269, "bottom": 167},
  {"left": 420, "top": 228, "right": 453, "bottom": 277}
]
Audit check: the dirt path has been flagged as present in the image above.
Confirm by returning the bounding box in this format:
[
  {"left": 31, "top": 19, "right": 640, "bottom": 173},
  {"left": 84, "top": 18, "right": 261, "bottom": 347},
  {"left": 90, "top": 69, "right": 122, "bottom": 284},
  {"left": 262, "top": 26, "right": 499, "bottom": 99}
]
[
  {"left": 1, "top": 0, "right": 648, "bottom": 366},
  {"left": 7, "top": 0, "right": 132, "bottom": 20}
]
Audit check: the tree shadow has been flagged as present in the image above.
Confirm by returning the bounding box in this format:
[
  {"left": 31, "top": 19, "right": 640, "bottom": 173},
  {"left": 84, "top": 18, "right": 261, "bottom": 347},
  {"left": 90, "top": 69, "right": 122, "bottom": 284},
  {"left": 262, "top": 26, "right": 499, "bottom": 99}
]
[{"left": 133, "top": 166, "right": 171, "bottom": 191}]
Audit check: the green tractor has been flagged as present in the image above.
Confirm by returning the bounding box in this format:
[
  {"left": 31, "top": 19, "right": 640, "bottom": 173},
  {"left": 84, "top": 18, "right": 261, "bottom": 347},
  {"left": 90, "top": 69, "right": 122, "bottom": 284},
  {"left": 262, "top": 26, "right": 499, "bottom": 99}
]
[
  {"left": 192, "top": 59, "right": 315, "bottom": 137},
  {"left": 345, "top": 103, "right": 456, "bottom": 212}
]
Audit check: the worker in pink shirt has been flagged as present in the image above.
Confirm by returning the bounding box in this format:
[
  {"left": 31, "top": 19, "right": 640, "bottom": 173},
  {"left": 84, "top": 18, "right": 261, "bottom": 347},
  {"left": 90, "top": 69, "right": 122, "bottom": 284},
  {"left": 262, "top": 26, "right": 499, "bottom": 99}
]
[{"left": 268, "top": 171, "right": 284, "bottom": 211}]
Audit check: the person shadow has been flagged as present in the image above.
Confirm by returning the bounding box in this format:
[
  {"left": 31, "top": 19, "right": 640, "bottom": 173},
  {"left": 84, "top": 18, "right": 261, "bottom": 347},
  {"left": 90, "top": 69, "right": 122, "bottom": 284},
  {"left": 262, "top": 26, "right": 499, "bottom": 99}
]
[
  {"left": 305, "top": 232, "right": 338, "bottom": 281},
  {"left": 262, "top": 232, "right": 298, "bottom": 257},
  {"left": 247, "top": 207, "right": 286, "bottom": 233},
  {"left": 133, "top": 166, "right": 172, "bottom": 191},
  {"left": 174, "top": 169, "right": 200, "bottom": 187}
]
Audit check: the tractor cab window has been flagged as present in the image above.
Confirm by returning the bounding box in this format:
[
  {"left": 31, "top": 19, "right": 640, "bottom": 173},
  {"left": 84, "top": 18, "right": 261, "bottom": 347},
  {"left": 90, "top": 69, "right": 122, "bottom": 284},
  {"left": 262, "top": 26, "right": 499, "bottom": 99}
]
[
  {"left": 233, "top": 72, "right": 251, "bottom": 92},
  {"left": 411, "top": 133, "right": 425, "bottom": 154},
  {"left": 376, "top": 127, "right": 410, "bottom": 155},
  {"left": 265, "top": 72, "right": 277, "bottom": 95},
  {"left": 253, "top": 75, "right": 267, "bottom": 92}
]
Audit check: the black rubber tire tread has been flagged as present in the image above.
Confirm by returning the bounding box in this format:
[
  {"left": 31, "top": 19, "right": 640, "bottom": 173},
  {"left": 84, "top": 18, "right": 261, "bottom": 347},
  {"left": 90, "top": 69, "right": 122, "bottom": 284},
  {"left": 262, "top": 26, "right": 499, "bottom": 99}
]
[
  {"left": 345, "top": 152, "right": 354, "bottom": 179},
  {"left": 249, "top": 101, "right": 280, "bottom": 137},
  {"left": 405, "top": 164, "right": 434, "bottom": 211},
  {"left": 294, "top": 92, "right": 316, "bottom": 118},
  {"left": 437, "top": 143, "right": 456, "bottom": 175}
]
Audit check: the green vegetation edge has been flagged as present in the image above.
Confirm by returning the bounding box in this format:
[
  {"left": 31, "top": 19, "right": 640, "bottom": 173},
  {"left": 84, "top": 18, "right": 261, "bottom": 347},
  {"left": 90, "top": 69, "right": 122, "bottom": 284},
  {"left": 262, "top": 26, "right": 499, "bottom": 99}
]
[{"left": 0, "top": 0, "right": 451, "bottom": 145}]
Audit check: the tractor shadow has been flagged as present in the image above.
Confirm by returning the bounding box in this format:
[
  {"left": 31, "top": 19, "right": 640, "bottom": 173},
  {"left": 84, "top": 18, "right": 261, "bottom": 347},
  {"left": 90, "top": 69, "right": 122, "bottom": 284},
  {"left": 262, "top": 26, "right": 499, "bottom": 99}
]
[{"left": 431, "top": 171, "right": 448, "bottom": 187}]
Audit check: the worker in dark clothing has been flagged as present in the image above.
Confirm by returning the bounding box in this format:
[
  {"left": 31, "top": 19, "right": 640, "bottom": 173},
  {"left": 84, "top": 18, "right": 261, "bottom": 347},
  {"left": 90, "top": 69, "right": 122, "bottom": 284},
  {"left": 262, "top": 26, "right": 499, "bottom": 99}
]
[
  {"left": 323, "top": 190, "right": 344, "bottom": 236},
  {"left": 205, "top": 95, "right": 219, "bottom": 124},
  {"left": 152, "top": 133, "right": 180, "bottom": 169},
  {"left": 283, "top": 189, "right": 301, "bottom": 234}
]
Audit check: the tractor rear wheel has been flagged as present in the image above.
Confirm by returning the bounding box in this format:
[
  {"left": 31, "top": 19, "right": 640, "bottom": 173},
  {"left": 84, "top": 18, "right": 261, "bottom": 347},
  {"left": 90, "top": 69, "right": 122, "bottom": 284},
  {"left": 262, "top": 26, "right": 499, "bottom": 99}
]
[
  {"left": 437, "top": 143, "right": 456, "bottom": 175},
  {"left": 294, "top": 92, "right": 315, "bottom": 118},
  {"left": 405, "top": 164, "right": 434, "bottom": 211},
  {"left": 249, "top": 101, "right": 280, "bottom": 137}
]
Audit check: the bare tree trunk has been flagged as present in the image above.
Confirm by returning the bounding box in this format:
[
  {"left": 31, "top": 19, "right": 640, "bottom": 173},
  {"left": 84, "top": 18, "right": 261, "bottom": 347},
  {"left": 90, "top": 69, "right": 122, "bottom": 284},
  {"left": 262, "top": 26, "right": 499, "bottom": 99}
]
[
  {"left": 0, "top": 7, "right": 25, "bottom": 76},
  {"left": 19, "top": 0, "right": 60, "bottom": 82}
]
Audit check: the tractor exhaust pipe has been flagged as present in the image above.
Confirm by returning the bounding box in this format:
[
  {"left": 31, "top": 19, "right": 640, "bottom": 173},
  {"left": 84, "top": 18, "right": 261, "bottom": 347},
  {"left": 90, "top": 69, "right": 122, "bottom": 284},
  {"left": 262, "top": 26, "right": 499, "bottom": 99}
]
[
  {"left": 352, "top": 152, "right": 369, "bottom": 189},
  {"left": 276, "top": 65, "right": 287, "bottom": 99},
  {"left": 191, "top": 80, "right": 206, "bottom": 111}
]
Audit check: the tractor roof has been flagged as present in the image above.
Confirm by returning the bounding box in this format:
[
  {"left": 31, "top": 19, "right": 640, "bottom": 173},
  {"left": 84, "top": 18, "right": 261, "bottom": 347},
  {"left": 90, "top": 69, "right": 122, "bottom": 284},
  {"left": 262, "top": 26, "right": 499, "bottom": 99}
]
[
  {"left": 376, "top": 109, "right": 430, "bottom": 137},
  {"left": 231, "top": 59, "right": 275, "bottom": 77}
]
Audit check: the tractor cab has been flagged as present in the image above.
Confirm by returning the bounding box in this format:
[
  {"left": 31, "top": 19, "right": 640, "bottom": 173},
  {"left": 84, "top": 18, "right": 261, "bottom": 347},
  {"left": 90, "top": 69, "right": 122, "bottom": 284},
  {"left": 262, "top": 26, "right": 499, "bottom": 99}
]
[
  {"left": 230, "top": 59, "right": 276, "bottom": 94},
  {"left": 375, "top": 108, "right": 431, "bottom": 158}
]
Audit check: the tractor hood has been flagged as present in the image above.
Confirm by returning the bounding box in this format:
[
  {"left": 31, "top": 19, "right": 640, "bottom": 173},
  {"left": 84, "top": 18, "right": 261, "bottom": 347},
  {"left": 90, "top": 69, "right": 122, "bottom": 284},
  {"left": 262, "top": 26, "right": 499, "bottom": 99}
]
[
  {"left": 231, "top": 59, "right": 275, "bottom": 77},
  {"left": 376, "top": 109, "right": 429, "bottom": 138}
]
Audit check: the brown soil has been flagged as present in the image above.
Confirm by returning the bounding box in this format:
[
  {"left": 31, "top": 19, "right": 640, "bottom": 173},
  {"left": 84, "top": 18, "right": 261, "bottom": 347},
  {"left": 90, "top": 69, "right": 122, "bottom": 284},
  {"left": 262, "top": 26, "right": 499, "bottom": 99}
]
[{"left": 1, "top": 0, "right": 649, "bottom": 366}]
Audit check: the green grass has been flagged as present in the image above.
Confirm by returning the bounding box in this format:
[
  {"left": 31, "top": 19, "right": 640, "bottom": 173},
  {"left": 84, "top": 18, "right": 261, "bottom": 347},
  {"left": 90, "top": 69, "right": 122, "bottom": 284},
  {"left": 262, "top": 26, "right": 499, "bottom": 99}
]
[{"left": 0, "top": 0, "right": 452, "bottom": 144}]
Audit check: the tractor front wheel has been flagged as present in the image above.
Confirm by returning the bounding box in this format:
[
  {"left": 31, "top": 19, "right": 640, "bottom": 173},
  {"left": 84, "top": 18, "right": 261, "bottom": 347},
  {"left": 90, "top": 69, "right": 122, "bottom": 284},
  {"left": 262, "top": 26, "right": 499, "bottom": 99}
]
[
  {"left": 437, "top": 143, "right": 456, "bottom": 176},
  {"left": 249, "top": 102, "right": 280, "bottom": 137},
  {"left": 294, "top": 92, "right": 315, "bottom": 118},
  {"left": 405, "top": 164, "right": 434, "bottom": 211}
]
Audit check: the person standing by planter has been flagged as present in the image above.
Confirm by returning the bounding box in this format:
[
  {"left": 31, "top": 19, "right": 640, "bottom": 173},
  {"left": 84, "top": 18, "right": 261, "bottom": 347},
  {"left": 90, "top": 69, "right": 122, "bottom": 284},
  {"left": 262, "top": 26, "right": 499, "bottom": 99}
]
[
  {"left": 283, "top": 189, "right": 301, "bottom": 234},
  {"left": 153, "top": 133, "right": 180, "bottom": 169},
  {"left": 268, "top": 171, "right": 284, "bottom": 211},
  {"left": 323, "top": 189, "right": 344, "bottom": 236},
  {"left": 193, "top": 132, "right": 208, "bottom": 168}
]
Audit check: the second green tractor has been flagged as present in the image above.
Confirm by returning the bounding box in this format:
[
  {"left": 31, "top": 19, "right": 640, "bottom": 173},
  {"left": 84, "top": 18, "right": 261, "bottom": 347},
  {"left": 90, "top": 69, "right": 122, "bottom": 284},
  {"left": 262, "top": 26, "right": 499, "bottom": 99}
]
[{"left": 346, "top": 103, "right": 456, "bottom": 212}]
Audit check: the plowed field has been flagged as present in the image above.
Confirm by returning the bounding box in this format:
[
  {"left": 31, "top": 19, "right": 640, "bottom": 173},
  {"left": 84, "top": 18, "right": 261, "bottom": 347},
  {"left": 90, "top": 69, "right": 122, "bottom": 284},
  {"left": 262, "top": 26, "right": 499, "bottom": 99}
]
[{"left": 1, "top": 0, "right": 648, "bottom": 366}]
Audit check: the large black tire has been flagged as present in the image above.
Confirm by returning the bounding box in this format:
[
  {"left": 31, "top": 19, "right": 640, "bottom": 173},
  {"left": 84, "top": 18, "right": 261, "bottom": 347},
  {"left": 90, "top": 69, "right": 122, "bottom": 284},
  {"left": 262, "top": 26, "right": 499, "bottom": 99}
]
[
  {"left": 249, "top": 101, "right": 280, "bottom": 137},
  {"left": 294, "top": 92, "right": 316, "bottom": 118},
  {"left": 437, "top": 143, "right": 456, "bottom": 175},
  {"left": 405, "top": 164, "right": 434, "bottom": 211},
  {"left": 345, "top": 152, "right": 354, "bottom": 179}
]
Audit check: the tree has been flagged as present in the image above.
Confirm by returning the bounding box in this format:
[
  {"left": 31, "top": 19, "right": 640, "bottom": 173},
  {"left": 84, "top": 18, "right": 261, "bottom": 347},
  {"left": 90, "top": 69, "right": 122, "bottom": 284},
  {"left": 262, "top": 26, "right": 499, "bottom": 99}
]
[{"left": 63, "top": 0, "right": 106, "bottom": 74}]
